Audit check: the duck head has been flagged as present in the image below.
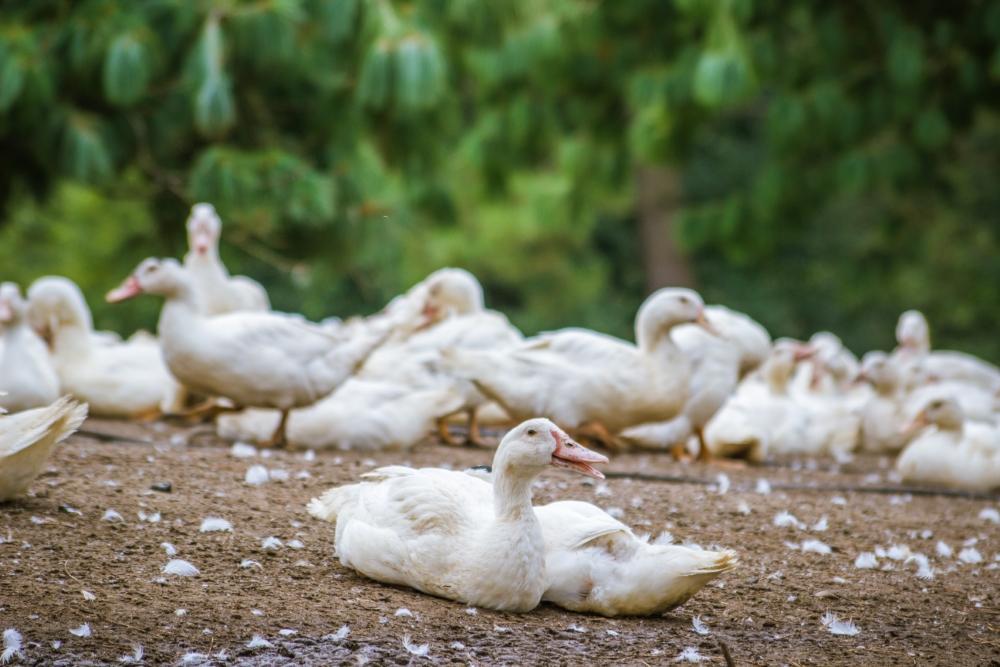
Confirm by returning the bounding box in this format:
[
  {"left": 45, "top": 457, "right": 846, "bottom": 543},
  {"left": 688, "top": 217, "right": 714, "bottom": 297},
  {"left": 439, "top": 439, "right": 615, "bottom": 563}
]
[
  {"left": 494, "top": 418, "right": 608, "bottom": 480},
  {"left": 26, "top": 277, "right": 94, "bottom": 345},
  {"left": 635, "top": 288, "right": 715, "bottom": 351},
  {"left": 416, "top": 268, "right": 484, "bottom": 328},
  {"left": 0, "top": 282, "right": 25, "bottom": 326},
  {"left": 186, "top": 203, "right": 222, "bottom": 257},
  {"left": 896, "top": 310, "right": 930, "bottom": 354},
  {"left": 107, "top": 258, "right": 189, "bottom": 303}
]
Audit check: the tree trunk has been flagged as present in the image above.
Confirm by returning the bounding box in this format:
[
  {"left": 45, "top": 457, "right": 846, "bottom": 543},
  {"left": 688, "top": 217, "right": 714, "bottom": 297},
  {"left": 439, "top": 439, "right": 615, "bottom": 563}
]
[{"left": 635, "top": 165, "right": 694, "bottom": 290}]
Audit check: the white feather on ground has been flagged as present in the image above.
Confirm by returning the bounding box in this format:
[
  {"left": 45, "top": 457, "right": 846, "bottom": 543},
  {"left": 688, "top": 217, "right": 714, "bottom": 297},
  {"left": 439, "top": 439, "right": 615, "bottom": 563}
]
[
  {"left": 773, "top": 511, "right": 805, "bottom": 529},
  {"left": 821, "top": 612, "right": 860, "bottom": 636},
  {"left": 691, "top": 616, "right": 710, "bottom": 635},
  {"left": 325, "top": 625, "right": 350, "bottom": 641},
  {"left": 101, "top": 509, "right": 123, "bottom": 522},
  {"left": 246, "top": 635, "right": 273, "bottom": 649},
  {"left": 958, "top": 547, "right": 983, "bottom": 564},
  {"left": 69, "top": 623, "right": 92, "bottom": 638},
  {"left": 244, "top": 465, "right": 269, "bottom": 485},
  {"left": 402, "top": 635, "right": 429, "bottom": 657},
  {"left": 261, "top": 537, "right": 282, "bottom": 551},
  {"left": 118, "top": 645, "right": 143, "bottom": 664},
  {"left": 199, "top": 517, "right": 233, "bottom": 533},
  {"left": 674, "top": 646, "right": 703, "bottom": 662},
  {"left": 854, "top": 552, "right": 878, "bottom": 569},
  {"left": 936, "top": 541, "right": 953, "bottom": 558},
  {"left": 2, "top": 628, "right": 24, "bottom": 664},
  {"left": 162, "top": 559, "right": 199, "bottom": 576},
  {"left": 979, "top": 508, "right": 999, "bottom": 524}
]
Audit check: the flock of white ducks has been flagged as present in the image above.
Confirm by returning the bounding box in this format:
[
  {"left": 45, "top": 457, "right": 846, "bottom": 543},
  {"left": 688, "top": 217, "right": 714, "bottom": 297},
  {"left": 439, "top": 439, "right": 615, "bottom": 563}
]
[{"left": 1, "top": 201, "right": 998, "bottom": 616}]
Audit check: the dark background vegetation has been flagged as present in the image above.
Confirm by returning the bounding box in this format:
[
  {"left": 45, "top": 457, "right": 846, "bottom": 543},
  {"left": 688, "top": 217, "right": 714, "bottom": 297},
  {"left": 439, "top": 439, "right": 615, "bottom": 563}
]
[{"left": 1, "top": 0, "right": 998, "bottom": 360}]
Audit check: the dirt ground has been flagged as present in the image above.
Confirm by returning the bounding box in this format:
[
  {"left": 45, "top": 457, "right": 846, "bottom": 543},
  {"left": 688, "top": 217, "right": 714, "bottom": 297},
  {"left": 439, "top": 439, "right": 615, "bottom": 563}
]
[{"left": 1, "top": 418, "right": 998, "bottom": 666}]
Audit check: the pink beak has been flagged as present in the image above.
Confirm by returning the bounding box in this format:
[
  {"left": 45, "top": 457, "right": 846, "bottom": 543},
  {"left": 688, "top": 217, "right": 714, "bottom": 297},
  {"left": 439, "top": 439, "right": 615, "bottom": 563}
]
[
  {"left": 415, "top": 303, "right": 439, "bottom": 330},
  {"left": 550, "top": 428, "right": 609, "bottom": 479},
  {"left": 900, "top": 412, "right": 929, "bottom": 437},
  {"left": 193, "top": 232, "right": 212, "bottom": 255},
  {"left": 106, "top": 275, "right": 143, "bottom": 303}
]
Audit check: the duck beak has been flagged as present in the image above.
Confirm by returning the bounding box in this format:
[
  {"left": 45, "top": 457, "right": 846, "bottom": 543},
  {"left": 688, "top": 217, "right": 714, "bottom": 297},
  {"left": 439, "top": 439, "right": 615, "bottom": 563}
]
[
  {"left": 793, "top": 345, "right": 817, "bottom": 362},
  {"left": 106, "top": 275, "right": 143, "bottom": 303},
  {"left": 695, "top": 310, "right": 719, "bottom": 336},
  {"left": 901, "top": 411, "right": 929, "bottom": 437},
  {"left": 192, "top": 231, "right": 212, "bottom": 255},
  {"left": 415, "top": 303, "right": 439, "bottom": 331},
  {"left": 550, "top": 429, "right": 609, "bottom": 479}
]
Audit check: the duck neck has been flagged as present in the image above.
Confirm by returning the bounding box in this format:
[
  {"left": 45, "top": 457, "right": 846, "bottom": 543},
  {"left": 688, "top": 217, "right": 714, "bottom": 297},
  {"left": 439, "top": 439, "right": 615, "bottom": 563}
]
[
  {"left": 158, "top": 283, "right": 205, "bottom": 338},
  {"left": 489, "top": 452, "right": 539, "bottom": 523},
  {"left": 51, "top": 319, "right": 93, "bottom": 360}
]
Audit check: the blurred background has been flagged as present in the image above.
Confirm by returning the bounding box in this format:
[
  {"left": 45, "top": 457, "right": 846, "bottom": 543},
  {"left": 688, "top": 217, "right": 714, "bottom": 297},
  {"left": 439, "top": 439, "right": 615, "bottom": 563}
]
[{"left": 1, "top": 0, "right": 998, "bottom": 360}]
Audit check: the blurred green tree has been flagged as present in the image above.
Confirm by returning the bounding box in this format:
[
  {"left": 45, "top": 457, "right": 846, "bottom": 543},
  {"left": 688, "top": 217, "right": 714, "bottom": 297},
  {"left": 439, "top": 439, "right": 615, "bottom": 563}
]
[{"left": 0, "top": 0, "right": 997, "bottom": 360}]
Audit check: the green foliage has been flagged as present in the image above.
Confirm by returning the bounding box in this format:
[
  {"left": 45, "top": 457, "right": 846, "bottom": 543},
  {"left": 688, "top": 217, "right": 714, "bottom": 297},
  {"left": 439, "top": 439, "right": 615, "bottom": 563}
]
[{"left": 0, "top": 0, "right": 997, "bottom": 360}]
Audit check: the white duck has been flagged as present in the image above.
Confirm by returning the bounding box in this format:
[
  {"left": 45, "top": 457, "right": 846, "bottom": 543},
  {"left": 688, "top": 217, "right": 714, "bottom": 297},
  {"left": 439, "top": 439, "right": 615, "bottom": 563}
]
[
  {"left": 0, "top": 283, "right": 60, "bottom": 413},
  {"left": 108, "top": 258, "right": 387, "bottom": 446},
  {"left": 856, "top": 351, "right": 910, "bottom": 453},
  {"left": 463, "top": 465, "right": 738, "bottom": 616},
  {"left": 895, "top": 398, "right": 1000, "bottom": 491},
  {"left": 183, "top": 203, "right": 270, "bottom": 315},
  {"left": 27, "top": 277, "right": 184, "bottom": 418},
  {"left": 0, "top": 396, "right": 87, "bottom": 501},
  {"left": 443, "top": 288, "right": 712, "bottom": 444},
  {"left": 620, "top": 305, "right": 771, "bottom": 458},
  {"left": 217, "top": 268, "right": 520, "bottom": 450},
  {"left": 308, "top": 418, "right": 608, "bottom": 612},
  {"left": 892, "top": 310, "right": 1000, "bottom": 393}
]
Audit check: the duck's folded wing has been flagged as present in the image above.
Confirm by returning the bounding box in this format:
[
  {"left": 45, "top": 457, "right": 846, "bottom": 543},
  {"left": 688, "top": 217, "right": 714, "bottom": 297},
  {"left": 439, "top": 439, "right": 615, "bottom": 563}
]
[
  {"left": 525, "top": 329, "right": 635, "bottom": 367},
  {"left": 0, "top": 397, "right": 87, "bottom": 458},
  {"left": 535, "top": 500, "right": 631, "bottom": 550}
]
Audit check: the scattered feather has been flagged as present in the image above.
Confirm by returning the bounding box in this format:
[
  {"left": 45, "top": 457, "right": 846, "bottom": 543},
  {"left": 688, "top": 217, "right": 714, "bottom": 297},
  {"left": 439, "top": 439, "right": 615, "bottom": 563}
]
[
  {"left": 831, "top": 496, "right": 847, "bottom": 506},
  {"left": 287, "top": 539, "right": 304, "bottom": 550},
  {"left": 178, "top": 652, "right": 206, "bottom": 665},
  {"left": 691, "top": 616, "right": 710, "bottom": 636},
  {"left": 246, "top": 635, "right": 273, "bottom": 650},
  {"left": 162, "top": 559, "right": 199, "bottom": 577},
  {"left": 137, "top": 511, "right": 160, "bottom": 524},
  {"left": 325, "top": 625, "right": 350, "bottom": 641},
  {"left": 567, "top": 624, "right": 587, "bottom": 633},
  {"left": 821, "top": 612, "right": 860, "bottom": 636},
  {"left": 2, "top": 628, "right": 24, "bottom": 664},
  {"left": 261, "top": 537, "right": 283, "bottom": 552},
  {"left": 773, "top": 511, "right": 804, "bottom": 529},
  {"left": 887, "top": 544, "right": 911, "bottom": 561},
  {"left": 69, "top": 623, "right": 92, "bottom": 638},
  {"left": 175, "top": 609, "right": 187, "bottom": 617},
  {"left": 118, "top": 644, "right": 143, "bottom": 664},
  {"left": 811, "top": 516, "right": 829, "bottom": 531},
  {"left": 736, "top": 501, "right": 751, "bottom": 515},
  {"left": 251, "top": 609, "right": 264, "bottom": 617},
  {"left": 30, "top": 516, "right": 49, "bottom": 525},
  {"left": 101, "top": 509, "right": 123, "bottom": 522},
  {"left": 230, "top": 443, "right": 257, "bottom": 459},
  {"left": 244, "top": 465, "right": 269, "bottom": 486},
  {"left": 714, "top": 473, "right": 730, "bottom": 495},
  {"left": 278, "top": 629, "right": 297, "bottom": 637},
  {"left": 831, "top": 576, "right": 847, "bottom": 584},
  {"left": 801, "top": 539, "right": 832, "bottom": 555},
  {"left": 449, "top": 641, "right": 465, "bottom": 650},
  {"left": 161, "top": 543, "right": 177, "bottom": 557},
  {"left": 978, "top": 508, "right": 1000, "bottom": 524},
  {"left": 755, "top": 478, "right": 772, "bottom": 494},
  {"left": 958, "top": 547, "right": 983, "bottom": 564},
  {"left": 464, "top": 608, "right": 477, "bottom": 616},
  {"left": 81, "top": 590, "right": 95, "bottom": 601},
  {"left": 594, "top": 483, "right": 611, "bottom": 497},
  {"left": 606, "top": 507, "right": 625, "bottom": 519},
  {"left": 963, "top": 536, "right": 979, "bottom": 547},
  {"left": 269, "top": 469, "right": 290, "bottom": 482},
  {"left": 394, "top": 608, "right": 413, "bottom": 618},
  {"left": 51, "top": 640, "right": 61, "bottom": 650},
  {"left": 302, "top": 449, "right": 316, "bottom": 462},
  {"left": 674, "top": 646, "right": 703, "bottom": 663},
  {"left": 854, "top": 552, "right": 878, "bottom": 569},
  {"left": 906, "top": 554, "right": 934, "bottom": 580},
  {"left": 295, "top": 471, "right": 311, "bottom": 480},
  {"left": 199, "top": 517, "right": 232, "bottom": 533},
  {"left": 919, "top": 529, "right": 933, "bottom": 539},
  {"left": 240, "top": 559, "right": 262, "bottom": 570},
  {"left": 606, "top": 629, "right": 619, "bottom": 637},
  {"left": 402, "top": 635, "right": 429, "bottom": 657}
]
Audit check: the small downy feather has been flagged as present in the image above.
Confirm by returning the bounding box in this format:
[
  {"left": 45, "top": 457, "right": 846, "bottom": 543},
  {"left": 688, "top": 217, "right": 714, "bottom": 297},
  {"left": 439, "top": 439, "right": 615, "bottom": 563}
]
[
  {"left": 958, "top": 547, "right": 982, "bottom": 564},
  {"left": 935, "top": 541, "right": 953, "bottom": 558},
  {"left": 261, "top": 537, "right": 283, "bottom": 551},
  {"left": 163, "top": 559, "right": 199, "bottom": 576},
  {"left": 801, "top": 539, "right": 832, "bottom": 555},
  {"left": 979, "top": 507, "right": 999, "bottom": 524},
  {"left": 773, "top": 511, "right": 804, "bottom": 529},
  {"left": 402, "top": 635, "right": 429, "bottom": 657},
  {"left": 118, "top": 644, "right": 143, "bottom": 664},
  {"left": 246, "top": 635, "right": 273, "bottom": 649},
  {"left": 692, "top": 616, "right": 710, "bottom": 636},
  {"left": 69, "top": 623, "right": 92, "bottom": 638},
  {"left": 821, "top": 612, "right": 860, "bottom": 636},
  {"left": 199, "top": 517, "right": 233, "bottom": 533},
  {"left": 854, "top": 552, "right": 878, "bottom": 569},
  {"left": 2, "top": 628, "right": 24, "bottom": 664},
  {"left": 161, "top": 542, "right": 177, "bottom": 557},
  {"left": 245, "top": 465, "right": 269, "bottom": 485},
  {"left": 674, "top": 646, "right": 703, "bottom": 662},
  {"left": 325, "top": 625, "right": 350, "bottom": 641}
]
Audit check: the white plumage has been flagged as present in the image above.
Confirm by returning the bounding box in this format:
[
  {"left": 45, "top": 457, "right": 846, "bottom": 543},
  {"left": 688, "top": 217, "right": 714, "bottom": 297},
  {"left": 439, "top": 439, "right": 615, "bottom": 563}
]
[{"left": 0, "top": 396, "right": 87, "bottom": 501}]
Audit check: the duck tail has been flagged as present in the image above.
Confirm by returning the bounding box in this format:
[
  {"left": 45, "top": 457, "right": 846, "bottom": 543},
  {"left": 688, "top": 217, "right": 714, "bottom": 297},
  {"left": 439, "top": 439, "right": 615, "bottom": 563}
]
[{"left": 306, "top": 484, "right": 360, "bottom": 523}]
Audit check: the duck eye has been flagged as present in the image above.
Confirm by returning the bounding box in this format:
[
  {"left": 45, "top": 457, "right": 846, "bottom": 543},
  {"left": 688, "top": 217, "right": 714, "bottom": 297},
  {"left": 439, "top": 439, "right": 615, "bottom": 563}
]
[{"left": 526, "top": 429, "right": 537, "bottom": 436}]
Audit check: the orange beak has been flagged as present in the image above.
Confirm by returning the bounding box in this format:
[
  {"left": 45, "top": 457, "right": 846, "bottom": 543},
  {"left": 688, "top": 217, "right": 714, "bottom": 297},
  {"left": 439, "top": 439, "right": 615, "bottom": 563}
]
[
  {"left": 695, "top": 309, "right": 719, "bottom": 336},
  {"left": 901, "top": 411, "right": 929, "bottom": 437},
  {"left": 550, "top": 428, "right": 609, "bottom": 479},
  {"left": 106, "top": 275, "right": 143, "bottom": 303}
]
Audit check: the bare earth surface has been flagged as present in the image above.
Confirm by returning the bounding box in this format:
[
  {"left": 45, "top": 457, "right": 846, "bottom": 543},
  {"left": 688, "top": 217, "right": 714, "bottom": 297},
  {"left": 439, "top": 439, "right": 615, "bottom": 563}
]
[{"left": 2, "top": 418, "right": 999, "bottom": 666}]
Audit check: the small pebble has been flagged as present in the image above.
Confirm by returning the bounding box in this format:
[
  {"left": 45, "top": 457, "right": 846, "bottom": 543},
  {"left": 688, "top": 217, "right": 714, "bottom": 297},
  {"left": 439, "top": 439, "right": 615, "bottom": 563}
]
[{"left": 151, "top": 482, "right": 173, "bottom": 493}]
